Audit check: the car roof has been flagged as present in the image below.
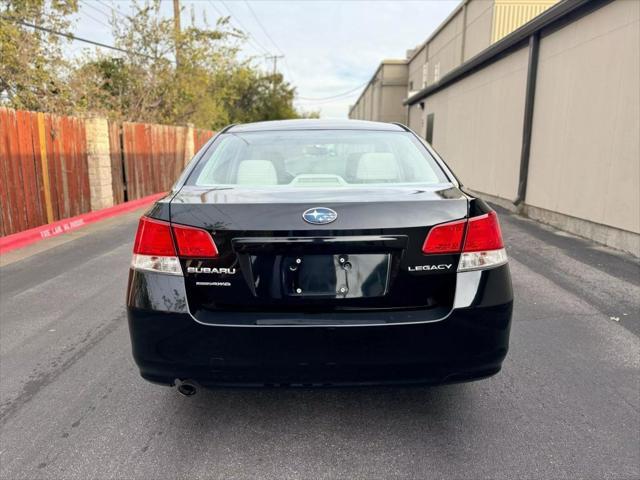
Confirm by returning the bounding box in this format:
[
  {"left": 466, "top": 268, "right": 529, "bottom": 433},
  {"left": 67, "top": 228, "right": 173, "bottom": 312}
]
[{"left": 225, "top": 119, "right": 407, "bottom": 133}]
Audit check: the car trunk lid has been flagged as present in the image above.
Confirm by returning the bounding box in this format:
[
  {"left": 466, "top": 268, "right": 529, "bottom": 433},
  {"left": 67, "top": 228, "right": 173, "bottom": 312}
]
[{"left": 170, "top": 185, "right": 468, "bottom": 323}]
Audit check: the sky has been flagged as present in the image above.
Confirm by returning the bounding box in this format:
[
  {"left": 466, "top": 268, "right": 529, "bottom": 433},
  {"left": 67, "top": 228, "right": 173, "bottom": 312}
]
[{"left": 70, "top": 0, "right": 459, "bottom": 118}]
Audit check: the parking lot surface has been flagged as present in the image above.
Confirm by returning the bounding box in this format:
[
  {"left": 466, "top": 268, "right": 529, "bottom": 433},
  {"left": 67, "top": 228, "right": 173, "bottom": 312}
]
[{"left": 0, "top": 207, "right": 638, "bottom": 480}]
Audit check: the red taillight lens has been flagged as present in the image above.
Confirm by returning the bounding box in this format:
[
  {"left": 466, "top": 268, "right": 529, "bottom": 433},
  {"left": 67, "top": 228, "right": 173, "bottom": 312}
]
[
  {"left": 422, "top": 212, "right": 504, "bottom": 255},
  {"left": 463, "top": 211, "right": 504, "bottom": 252},
  {"left": 133, "top": 217, "right": 176, "bottom": 256},
  {"left": 172, "top": 224, "right": 218, "bottom": 258},
  {"left": 422, "top": 219, "right": 466, "bottom": 254}
]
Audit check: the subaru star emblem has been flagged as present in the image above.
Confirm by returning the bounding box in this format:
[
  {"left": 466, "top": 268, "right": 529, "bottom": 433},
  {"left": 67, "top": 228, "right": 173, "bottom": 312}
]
[{"left": 302, "top": 207, "right": 337, "bottom": 225}]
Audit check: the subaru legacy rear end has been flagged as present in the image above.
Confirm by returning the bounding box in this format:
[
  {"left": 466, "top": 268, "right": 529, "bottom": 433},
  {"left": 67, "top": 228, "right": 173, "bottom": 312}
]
[{"left": 126, "top": 120, "right": 513, "bottom": 390}]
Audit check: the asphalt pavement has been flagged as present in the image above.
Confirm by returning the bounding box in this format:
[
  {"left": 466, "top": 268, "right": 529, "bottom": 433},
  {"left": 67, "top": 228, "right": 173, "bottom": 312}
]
[{"left": 0, "top": 206, "right": 638, "bottom": 480}]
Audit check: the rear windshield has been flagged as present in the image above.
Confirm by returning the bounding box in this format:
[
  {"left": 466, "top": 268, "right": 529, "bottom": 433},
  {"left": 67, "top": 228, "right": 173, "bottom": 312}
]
[{"left": 189, "top": 130, "right": 449, "bottom": 188}]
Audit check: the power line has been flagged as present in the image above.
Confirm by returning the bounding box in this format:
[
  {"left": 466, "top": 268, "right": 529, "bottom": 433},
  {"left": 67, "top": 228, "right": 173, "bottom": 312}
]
[
  {"left": 205, "top": 0, "right": 228, "bottom": 21},
  {"left": 205, "top": 0, "right": 267, "bottom": 56},
  {"left": 78, "top": 0, "right": 112, "bottom": 29},
  {"left": 296, "top": 82, "right": 368, "bottom": 101},
  {"left": 216, "top": 0, "right": 272, "bottom": 56},
  {"left": 295, "top": 92, "right": 362, "bottom": 106},
  {"left": 242, "top": 1, "right": 300, "bottom": 83},
  {"left": 243, "top": 1, "right": 283, "bottom": 54},
  {"left": 281, "top": 56, "right": 297, "bottom": 84},
  {"left": 8, "top": 18, "right": 158, "bottom": 60},
  {"left": 218, "top": 1, "right": 255, "bottom": 40},
  {"left": 96, "top": 0, "right": 129, "bottom": 20},
  {"left": 80, "top": 0, "right": 113, "bottom": 21}
]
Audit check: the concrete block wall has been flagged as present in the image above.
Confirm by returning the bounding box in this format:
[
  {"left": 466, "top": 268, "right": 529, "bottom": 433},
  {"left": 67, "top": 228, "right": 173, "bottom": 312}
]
[{"left": 85, "top": 117, "right": 114, "bottom": 211}]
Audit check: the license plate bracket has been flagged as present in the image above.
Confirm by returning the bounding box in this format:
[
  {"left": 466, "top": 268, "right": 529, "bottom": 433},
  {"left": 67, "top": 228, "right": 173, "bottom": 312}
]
[{"left": 282, "top": 254, "right": 390, "bottom": 298}]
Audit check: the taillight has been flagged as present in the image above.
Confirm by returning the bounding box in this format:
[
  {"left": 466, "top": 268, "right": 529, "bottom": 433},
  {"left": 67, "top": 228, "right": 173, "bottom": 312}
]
[
  {"left": 133, "top": 217, "right": 176, "bottom": 256},
  {"left": 459, "top": 211, "right": 507, "bottom": 271},
  {"left": 462, "top": 211, "right": 503, "bottom": 252},
  {"left": 131, "top": 217, "right": 218, "bottom": 275},
  {"left": 422, "top": 219, "right": 466, "bottom": 254},
  {"left": 173, "top": 224, "right": 219, "bottom": 258},
  {"left": 422, "top": 211, "right": 507, "bottom": 271},
  {"left": 132, "top": 217, "right": 181, "bottom": 275}
]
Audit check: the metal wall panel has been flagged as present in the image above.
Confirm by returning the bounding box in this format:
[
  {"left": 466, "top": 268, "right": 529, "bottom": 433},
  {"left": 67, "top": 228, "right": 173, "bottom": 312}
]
[
  {"left": 491, "top": 0, "right": 556, "bottom": 42},
  {"left": 526, "top": 0, "right": 640, "bottom": 234},
  {"left": 423, "top": 46, "right": 529, "bottom": 200}
]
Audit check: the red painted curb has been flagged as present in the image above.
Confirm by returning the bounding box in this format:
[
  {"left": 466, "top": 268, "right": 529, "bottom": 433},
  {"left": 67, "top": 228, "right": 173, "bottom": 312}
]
[{"left": 0, "top": 192, "right": 167, "bottom": 255}]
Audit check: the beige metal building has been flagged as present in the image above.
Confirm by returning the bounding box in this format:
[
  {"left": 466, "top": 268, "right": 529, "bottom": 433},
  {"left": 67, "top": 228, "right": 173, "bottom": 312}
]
[
  {"left": 349, "top": 0, "right": 557, "bottom": 128},
  {"left": 348, "top": 60, "right": 408, "bottom": 124},
  {"left": 405, "top": 0, "right": 639, "bottom": 255},
  {"left": 351, "top": 0, "right": 639, "bottom": 255},
  {"left": 405, "top": 0, "right": 557, "bottom": 136}
]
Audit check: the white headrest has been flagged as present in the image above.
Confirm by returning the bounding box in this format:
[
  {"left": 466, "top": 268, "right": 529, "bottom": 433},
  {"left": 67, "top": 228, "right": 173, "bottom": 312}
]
[
  {"left": 356, "top": 153, "right": 399, "bottom": 181},
  {"left": 236, "top": 160, "right": 278, "bottom": 185}
]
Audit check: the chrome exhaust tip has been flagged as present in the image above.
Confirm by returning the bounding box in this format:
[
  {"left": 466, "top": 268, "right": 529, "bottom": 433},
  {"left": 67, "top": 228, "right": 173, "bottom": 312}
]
[{"left": 175, "top": 379, "right": 197, "bottom": 397}]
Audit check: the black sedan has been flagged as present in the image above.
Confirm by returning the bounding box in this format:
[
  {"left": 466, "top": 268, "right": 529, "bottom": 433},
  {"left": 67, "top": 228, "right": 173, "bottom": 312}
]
[{"left": 126, "top": 120, "right": 512, "bottom": 394}]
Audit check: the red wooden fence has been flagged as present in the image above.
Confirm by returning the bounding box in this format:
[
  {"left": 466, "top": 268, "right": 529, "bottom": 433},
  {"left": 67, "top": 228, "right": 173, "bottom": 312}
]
[
  {"left": 194, "top": 128, "right": 215, "bottom": 152},
  {"left": 0, "top": 108, "right": 91, "bottom": 236},
  {"left": 109, "top": 123, "right": 215, "bottom": 203},
  {"left": 2, "top": 107, "right": 216, "bottom": 235},
  {"left": 119, "top": 122, "right": 188, "bottom": 200}
]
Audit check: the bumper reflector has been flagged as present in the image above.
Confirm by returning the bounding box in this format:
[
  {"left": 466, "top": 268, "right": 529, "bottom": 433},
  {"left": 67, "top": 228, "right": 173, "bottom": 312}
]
[
  {"left": 131, "top": 254, "right": 183, "bottom": 275},
  {"left": 458, "top": 248, "right": 508, "bottom": 272}
]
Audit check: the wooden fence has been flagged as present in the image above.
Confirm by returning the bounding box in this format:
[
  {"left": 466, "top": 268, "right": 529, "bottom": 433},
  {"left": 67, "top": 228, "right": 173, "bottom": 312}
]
[
  {"left": 1, "top": 107, "right": 216, "bottom": 236},
  {"left": 108, "top": 122, "right": 214, "bottom": 203},
  {"left": 194, "top": 128, "right": 214, "bottom": 152},
  {"left": 0, "top": 108, "right": 91, "bottom": 236}
]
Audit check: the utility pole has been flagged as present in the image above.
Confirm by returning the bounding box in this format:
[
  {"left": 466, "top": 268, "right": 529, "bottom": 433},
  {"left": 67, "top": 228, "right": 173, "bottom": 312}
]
[
  {"left": 265, "top": 54, "right": 284, "bottom": 92},
  {"left": 173, "top": 0, "right": 181, "bottom": 67}
]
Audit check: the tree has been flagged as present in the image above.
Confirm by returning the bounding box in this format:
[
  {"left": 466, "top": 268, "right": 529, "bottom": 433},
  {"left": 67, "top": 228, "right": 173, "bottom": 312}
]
[
  {"left": 0, "top": 0, "right": 78, "bottom": 112},
  {"left": 2, "top": 0, "right": 317, "bottom": 126},
  {"left": 218, "top": 66, "right": 317, "bottom": 126}
]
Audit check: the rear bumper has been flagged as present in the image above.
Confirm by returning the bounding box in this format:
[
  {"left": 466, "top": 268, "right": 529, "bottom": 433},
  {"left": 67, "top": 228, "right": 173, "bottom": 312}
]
[
  {"left": 128, "top": 304, "right": 511, "bottom": 387},
  {"left": 126, "top": 264, "right": 513, "bottom": 387}
]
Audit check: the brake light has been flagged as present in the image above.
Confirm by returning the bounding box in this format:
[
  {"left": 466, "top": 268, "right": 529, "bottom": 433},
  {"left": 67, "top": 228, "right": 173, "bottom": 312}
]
[
  {"left": 131, "top": 217, "right": 219, "bottom": 275},
  {"left": 459, "top": 211, "right": 507, "bottom": 271},
  {"left": 172, "top": 224, "right": 218, "bottom": 258},
  {"left": 462, "top": 211, "right": 504, "bottom": 252},
  {"left": 133, "top": 217, "right": 176, "bottom": 256},
  {"left": 422, "top": 219, "right": 466, "bottom": 254},
  {"left": 421, "top": 211, "right": 507, "bottom": 271},
  {"left": 132, "top": 217, "right": 181, "bottom": 275}
]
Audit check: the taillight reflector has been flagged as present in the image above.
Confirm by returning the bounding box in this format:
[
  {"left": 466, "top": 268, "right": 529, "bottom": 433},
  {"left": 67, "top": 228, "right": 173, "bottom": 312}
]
[
  {"left": 422, "top": 219, "right": 466, "bottom": 254},
  {"left": 463, "top": 211, "right": 504, "bottom": 252},
  {"left": 172, "top": 224, "right": 218, "bottom": 258},
  {"left": 133, "top": 217, "right": 176, "bottom": 256}
]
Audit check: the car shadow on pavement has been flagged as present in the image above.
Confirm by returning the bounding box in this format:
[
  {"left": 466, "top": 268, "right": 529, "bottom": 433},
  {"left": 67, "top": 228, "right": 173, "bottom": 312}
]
[
  {"left": 157, "top": 382, "right": 475, "bottom": 442},
  {"left": 116, "top": 383, "right": 484, "bottom": 478}
]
